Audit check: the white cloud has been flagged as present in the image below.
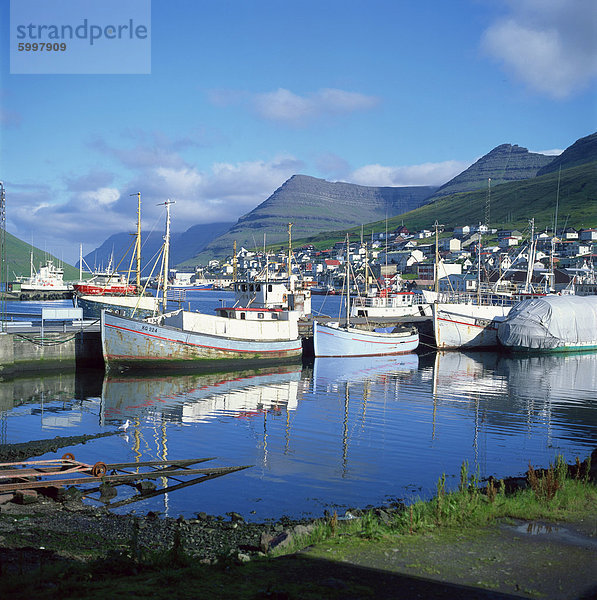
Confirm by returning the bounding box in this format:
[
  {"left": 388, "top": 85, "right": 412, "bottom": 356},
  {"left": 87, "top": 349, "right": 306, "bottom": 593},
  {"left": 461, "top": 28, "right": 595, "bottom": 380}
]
[
  {"left": 482, "top": 0, "right": 597, "bottom": 98},
  {"left": 348, "top": 160, "right": 470, "bottom": 187},
  {"left": 81, "top": 187, "right": 120, "bottom": 206},
  {"left": 5, "top": 135, "right": 306, "bottom": 263},
  {"left": 209, "top": 87, "right": 380, "bottom": 125},
  {"left": 533, "top": 148, "right": 564, "bottom": 156}
]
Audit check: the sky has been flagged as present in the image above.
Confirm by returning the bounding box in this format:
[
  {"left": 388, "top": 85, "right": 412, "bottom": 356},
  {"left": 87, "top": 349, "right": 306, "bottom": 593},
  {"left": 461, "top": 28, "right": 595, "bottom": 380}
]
[{"left": 1, "top": 0, "right": 596, "bottom": 264}]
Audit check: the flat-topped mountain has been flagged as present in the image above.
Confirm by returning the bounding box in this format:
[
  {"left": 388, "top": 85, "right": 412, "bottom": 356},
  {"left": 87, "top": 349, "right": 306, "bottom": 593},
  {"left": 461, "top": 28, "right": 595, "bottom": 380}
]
[
  {"left": 428, "top": 144, "right": 553, "bottom": 201},
  {"left": 184, "top": 175, "right": 436, "bottom": 264}
]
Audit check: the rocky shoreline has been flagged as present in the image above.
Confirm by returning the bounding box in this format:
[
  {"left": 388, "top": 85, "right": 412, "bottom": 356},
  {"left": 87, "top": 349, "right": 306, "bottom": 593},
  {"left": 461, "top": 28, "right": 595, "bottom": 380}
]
[{"left": 1, "top": 436, "right": 594, "bottom": 577}]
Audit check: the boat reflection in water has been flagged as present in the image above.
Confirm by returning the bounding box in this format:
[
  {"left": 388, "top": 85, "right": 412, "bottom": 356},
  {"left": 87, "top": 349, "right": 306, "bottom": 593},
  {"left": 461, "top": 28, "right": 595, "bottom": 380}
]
[
  {"left": 101, "top": 365, "right": 302, "bottom": 426},
  {"left": 430, "top": 350, "right": 597, "bottom": 463},
  {"left": 312, "top": 354, "right": 419, "bottom": 478},
  {"left": 313, "top": 353, "right": 419, "bottom": 388}
]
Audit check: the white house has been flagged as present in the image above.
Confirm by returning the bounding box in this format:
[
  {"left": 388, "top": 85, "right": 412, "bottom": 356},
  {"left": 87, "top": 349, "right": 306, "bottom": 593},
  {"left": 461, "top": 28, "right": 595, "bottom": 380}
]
[{"left": 454, "top": 225, "right": 471, "bottom": 237}]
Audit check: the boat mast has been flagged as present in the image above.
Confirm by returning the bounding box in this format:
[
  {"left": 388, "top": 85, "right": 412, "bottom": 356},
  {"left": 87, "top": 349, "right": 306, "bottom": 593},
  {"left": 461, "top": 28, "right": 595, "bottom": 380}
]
[
  {"left": 345, "top": 234, "right": 350, "bottom": 327},
  {"left": 287, "top": 222, "right": 293, "bottom": 291},
  {"left": 131, "top": 192, "right": 142, "bottom": 291},
  {"left": 79, "top": 244, "right": 83, "bottom": 281},
  {"left": 524, "top": 218, "right": 535, "bottom": 293},
  {"left": 477, "top": 222, "right": 482, "bottom": 305},
  {"left": 158, "top": 200, "right": 174, "bottom": 313},
  {"left": 434, "top": 220, "right": 440, "bottom": 294}
]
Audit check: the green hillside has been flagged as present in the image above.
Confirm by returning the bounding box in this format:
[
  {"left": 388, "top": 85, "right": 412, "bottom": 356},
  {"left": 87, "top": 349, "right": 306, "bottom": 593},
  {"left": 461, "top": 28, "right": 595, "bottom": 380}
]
[
  {"left": 287, "top": 160, "right": 597, "bottom": 250},
  {"left": 4, "top": 231, "right": 80, "bottom": 280}
]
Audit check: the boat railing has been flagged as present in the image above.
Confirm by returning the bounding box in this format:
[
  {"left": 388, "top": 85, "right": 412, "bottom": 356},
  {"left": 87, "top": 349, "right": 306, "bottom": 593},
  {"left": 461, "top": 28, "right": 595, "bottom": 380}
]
[{"left": 434, "top": 291, "right": 519, "bottom": 306}]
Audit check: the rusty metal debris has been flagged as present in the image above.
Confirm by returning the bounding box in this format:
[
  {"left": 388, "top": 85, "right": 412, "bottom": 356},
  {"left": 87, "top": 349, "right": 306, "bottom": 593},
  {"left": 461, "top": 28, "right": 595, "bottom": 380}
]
[{"left": 0, "top": 453, "right": 252, "bottom": 506}]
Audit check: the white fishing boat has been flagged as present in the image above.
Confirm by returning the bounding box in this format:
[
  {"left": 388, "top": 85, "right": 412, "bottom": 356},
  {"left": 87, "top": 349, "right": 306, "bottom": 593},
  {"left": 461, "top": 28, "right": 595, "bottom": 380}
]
[
  {"left": 101, "top": 201, "right": 303, "bottom": 371},
  {"left": 313, "top": 321, "right": 419, "bottom": 357},
  {"left": 431, "top": 301, "right": 511, "bottom": 350},
  {"left": 11, "top": 253, "right": 73, "bottom": 299},
  {"left": 313, "top": 235, "right": 419, "bottom": 357},
  {"left": 101, "top": 306, "right": 303, "bottom": 371},
  {"left": 497, "top": 295, "right": 597, "bottom": 353}
]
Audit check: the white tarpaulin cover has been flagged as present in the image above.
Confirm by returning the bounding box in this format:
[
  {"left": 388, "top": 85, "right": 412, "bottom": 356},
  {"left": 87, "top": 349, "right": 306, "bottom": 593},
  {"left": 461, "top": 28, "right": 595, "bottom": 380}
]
[{"left": 497, "top": 295, "right": 597, "bottom": 351}]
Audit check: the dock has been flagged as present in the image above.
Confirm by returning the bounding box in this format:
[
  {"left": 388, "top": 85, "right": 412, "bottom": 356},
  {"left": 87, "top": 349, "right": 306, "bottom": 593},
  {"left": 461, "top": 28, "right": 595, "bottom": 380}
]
[{"left": 0, "top": 454, "right": 251, "bottom": 507}]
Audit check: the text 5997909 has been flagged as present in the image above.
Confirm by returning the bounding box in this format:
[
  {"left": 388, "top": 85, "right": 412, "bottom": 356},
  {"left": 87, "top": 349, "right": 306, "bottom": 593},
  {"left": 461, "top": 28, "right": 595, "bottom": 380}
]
[{"left": 18, "top": 42, "right": 67, "bottom": 51}]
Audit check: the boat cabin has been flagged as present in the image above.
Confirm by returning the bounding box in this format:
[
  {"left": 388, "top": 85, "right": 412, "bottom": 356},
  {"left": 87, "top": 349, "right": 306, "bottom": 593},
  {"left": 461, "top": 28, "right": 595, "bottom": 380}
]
[{"left": 233, "top": 279, "right": 311, "bottom": 316}]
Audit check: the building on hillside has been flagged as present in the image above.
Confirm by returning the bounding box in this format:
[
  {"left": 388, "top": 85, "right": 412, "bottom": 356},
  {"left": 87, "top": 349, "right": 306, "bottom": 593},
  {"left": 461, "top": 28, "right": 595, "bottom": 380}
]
[
  {"left": 417, "top": 261, "right": 462, "bottom": 281},
  {"left": 580, "top": 229, "right": 597, "bottom": 241},
  {"left": 454, "top": 225, "right": 471, "bottom": 237},
  {"left": 439, "top": 238, "right": 461, "bottom": 252}
]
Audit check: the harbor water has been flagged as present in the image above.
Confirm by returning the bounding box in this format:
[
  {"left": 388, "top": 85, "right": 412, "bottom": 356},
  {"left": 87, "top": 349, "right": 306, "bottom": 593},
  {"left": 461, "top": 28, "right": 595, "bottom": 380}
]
[{"left": 1, "top": 292, "right": 595, "bottom": 521}]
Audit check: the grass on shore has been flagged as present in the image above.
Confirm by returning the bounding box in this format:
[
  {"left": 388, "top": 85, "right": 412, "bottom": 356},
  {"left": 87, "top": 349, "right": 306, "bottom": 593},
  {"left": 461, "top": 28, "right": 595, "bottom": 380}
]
[{"left": 2, "top": 454, "right": 595, "bottom": 600}]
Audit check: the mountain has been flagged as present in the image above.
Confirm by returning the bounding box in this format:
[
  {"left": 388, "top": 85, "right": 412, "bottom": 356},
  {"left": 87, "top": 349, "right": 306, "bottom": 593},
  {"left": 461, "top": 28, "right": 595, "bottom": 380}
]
[
  {"left": 427, "top": 144, "right": 554, "bottom": 201},
  {"left": 536, "top": 132, "right": 597, "bottom": 176},
  {"left": 182, "top": 175, "right": 437, "bottom": 264},
  {"left": 3, "top": 231, "right": 80, "bottom": 280},
  {"left": 289, "top": 132, "right": 597, "bottom": 249},
  {"left": 81, "top": 222, "right": 233, "bottom": 274}
]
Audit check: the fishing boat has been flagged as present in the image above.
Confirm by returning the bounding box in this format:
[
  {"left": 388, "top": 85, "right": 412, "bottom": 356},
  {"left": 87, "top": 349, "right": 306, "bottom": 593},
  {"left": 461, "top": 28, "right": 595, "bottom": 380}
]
[
  {"left": 72, "top": 269, "right": 136, "bottom": 296},
  {"left": 73, "top": 193, "right": 162, "bottom": 319},
  {"left": 101, "top": 201, "right": 303, "bottom": 371},
  {"left": 427, "top": 219, "right": 546, "bottom": 350},
  {"left": 313, "top": 235, "right": 419, "bottom": 357},
  {"left": 102, "top": 305, "right": 303, "bottom": 371},
  {"left": 10, "top": 253, "right": 73, "bottom": 299},
  {"left": 313, "top": 321, "right": 419, "bottom": 357},
  {"left": 431, "top": 301, "right": 511, "bottom": 349},
  {"left": 497, "top": 295, "right": 597, "bottom": 353}
]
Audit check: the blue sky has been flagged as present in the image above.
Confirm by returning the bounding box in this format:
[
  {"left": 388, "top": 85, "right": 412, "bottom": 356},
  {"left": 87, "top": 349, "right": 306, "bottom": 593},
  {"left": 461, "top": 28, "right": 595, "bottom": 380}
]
[{"left": 1, "top": 0, "right": 596, "bottom": 264}]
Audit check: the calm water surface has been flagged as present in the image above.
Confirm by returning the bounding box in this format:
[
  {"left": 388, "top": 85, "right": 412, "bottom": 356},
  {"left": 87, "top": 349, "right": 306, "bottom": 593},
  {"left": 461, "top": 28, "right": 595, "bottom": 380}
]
[{"left": 1, "top": 294, "right": 595, "bottom": 521}]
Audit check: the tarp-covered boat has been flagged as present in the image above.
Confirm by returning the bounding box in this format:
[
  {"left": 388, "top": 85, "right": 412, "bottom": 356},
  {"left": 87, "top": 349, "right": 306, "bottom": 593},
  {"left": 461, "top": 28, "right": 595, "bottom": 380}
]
[{"left": 497, "top": 295, "right": 597, "bottom": 352}]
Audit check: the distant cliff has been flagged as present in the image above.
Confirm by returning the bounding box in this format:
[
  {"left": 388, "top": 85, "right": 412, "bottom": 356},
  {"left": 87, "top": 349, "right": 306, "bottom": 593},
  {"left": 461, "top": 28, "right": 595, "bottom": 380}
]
[
  {"left": 428, "top": 144, "right": 553, "bottom": 201},
  {"left": 537, "top": 132, "right": 597, "bottom": 176},
  {"left": 81, "top": 222, "right": 233, "bottom": 274},
  {"left": 189, "top": 175, "right": 436, "bottom": 262}
]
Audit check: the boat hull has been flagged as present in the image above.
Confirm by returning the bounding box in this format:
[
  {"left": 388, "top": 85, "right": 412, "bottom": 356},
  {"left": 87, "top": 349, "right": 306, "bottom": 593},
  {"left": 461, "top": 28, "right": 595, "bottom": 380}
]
[
  {"left": 101, "top": 311, "right": 303, "bottom": 371},
  {"left": 432, "top": 303, "right": 511, "bottom": 350},
  {"left": 313, "top": 321, "right": 419, "bottom": 357}
]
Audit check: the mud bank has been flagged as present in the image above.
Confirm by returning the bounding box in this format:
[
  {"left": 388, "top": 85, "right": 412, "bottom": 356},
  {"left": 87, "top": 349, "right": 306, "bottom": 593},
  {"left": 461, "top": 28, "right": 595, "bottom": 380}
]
[{"left": 0, "top": 432, "right": 118, "bottom": 463}]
